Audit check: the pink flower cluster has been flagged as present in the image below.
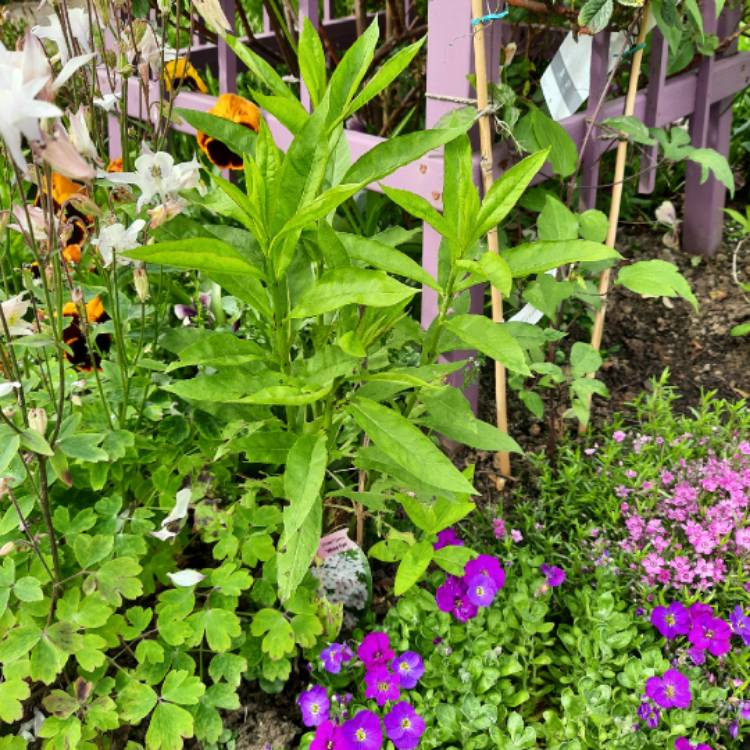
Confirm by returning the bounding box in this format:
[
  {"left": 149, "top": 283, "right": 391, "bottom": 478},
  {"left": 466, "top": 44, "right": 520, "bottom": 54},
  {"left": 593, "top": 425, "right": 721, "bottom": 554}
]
[{"left": 618, "top": 447, "right": 750, "bottom": 592}]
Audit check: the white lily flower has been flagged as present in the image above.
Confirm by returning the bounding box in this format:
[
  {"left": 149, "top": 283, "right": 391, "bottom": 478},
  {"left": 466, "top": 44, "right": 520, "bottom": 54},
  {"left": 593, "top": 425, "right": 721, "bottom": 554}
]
[
  {"left": 0, "top": 380, "right": 21, "bottom": 398},
  {"left": 1, "top": 294, "right": 34, "bottom": 338},
  {"left": 105, "top": 147, "right": 204, "bottom": 211},
  {"left": 68, "top": 106, "right": 98, "bottom": 161},
  {"left": 91, "top": 219, "right": 146, "bottom": 267},
  {"left": 32, "top": 8, "right": 92, "bottom": 64},
  {"left": 167, "top": 570, "right": 205, "bottom": 587}
]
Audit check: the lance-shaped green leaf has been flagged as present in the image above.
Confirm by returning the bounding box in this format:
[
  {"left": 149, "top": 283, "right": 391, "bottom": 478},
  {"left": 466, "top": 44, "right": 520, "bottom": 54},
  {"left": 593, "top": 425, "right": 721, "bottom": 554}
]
[
  {"left": 299, "top": 18, "right": 327, "bottom": 107},
  {"left": 224, "top": 34, "right": 299, "bottom": 101},
  {"left": 337, "top": 232, "right": 439, "bottom": 290},
  {"left": 283, "top": 434, "right": 327, "bottom": 540},
  {"left": 349, "top": 398, "right": 477, "bottom": 496},
  {"left": 616, "top": 259, "right": 698, "bottom": 310},
  {"left": 474, "top": 149, "right": 550, "bottom": 240},
  {"left": 347, "top": 37, "right": 426, "bottom": 116},
  {"left": 381, "top": 185, "right": 452, "bottom": 238},
  {"left": 167, "top": 332, "right": 265, "bottom": 371},
  {"left": 445, "top": 315, "right": 530, "bottom": 376},
  {"left": 277, "top": 499, "right": 322, "bottom": 601},
  {"left": 503, "top": 240, "right": 620, "bottom": 278},
  {"left": 394, "top": 540, "right": 433, "bottom": 596},
  {"left": 175, "top": 108, "right": 257, "bottom": 158},
  {"left": 289, "top": 268, "right": 416, "bottom": 318},
  {"left": 125, "top": 238, "right": 263, "bottom": 279},
  {"left": 253, "top": 93, "right": 309, "bottom": 134}
]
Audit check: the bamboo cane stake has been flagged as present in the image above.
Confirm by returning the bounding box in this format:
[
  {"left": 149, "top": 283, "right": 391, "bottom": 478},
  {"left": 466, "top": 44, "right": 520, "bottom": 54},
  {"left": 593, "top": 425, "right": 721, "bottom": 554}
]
[
  {"left": 470, "top": 0, "right": 511, "bottom": 478},
  {"left": 578, "top": 3, "right": 651, "bottom": 434}
]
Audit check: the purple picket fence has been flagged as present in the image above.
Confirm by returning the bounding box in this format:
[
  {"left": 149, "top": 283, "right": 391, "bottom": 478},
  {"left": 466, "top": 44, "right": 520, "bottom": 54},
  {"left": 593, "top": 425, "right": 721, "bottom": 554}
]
[{"left": 103, "top": 0, "right": 750, "bottom": 404}]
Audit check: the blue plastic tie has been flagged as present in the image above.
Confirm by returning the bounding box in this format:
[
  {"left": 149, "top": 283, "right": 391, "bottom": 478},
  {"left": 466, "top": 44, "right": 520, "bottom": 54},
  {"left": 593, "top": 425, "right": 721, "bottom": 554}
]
[{"left": 471, "top": 10, "right": 509, "bottom": 26}]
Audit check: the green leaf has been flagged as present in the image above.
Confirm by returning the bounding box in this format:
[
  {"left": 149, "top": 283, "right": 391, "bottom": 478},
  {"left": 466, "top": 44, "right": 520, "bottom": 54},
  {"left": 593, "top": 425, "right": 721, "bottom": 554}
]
[
  {"left": 125, "top": 238, "right": 262, "bottom": 278},
  {"left": 344, "top": 125, "right": 472, "bottom": 187},
  {"left": 119, "top": 681, "right": 158, "bottom": 723},
  {"left": 616, "top": 260, "right": 698, "bottom": 310},
  {"left": 348, "top": 37, "right": 426, "bottom": 116},
  {"left": 686, "top": 148, "right": 735, "bottom": 196},
  {"left": 0, "top": 678, "right": 30, "bottom": 723},
  {"left": 146, "top": 702, "right": 194, "bottom": 750},
  {"left": 189, "top": 609, "right": 241, "bottom": 653},
  {"left": 503, "top": 240, "right": 620, "bottom": 277},
  {"left": 291, "top": 614, "right": 323, "bottom": 648},
  {"left": 369, "top": 536, "right": 411, "bottom": 562},
  {"left": 537, "top": 196, "right": 579, "bottom": 241},
  {"left": 731, "top": 322, "right": 750, "bottom": 337},
  {"left": 13, "top": 576, "right": 43, "bottom": 602},
  {"left": 20, "top": 429, "right": 53, "bottom": 456},
  {"left": 530, "top": 109, "right": 577, "bottom": 177},
  {"left": 168, "top": 332, "right": 265, "bottom": 371},
  {"left": 394, "top": 540, "right": 433, "bottom": 596},
  {"left": 298, "top": 19, "right": 327, "bottom": 107},
  {"left": 223, "top": 34, "right": 299, "bottom": 101},
  {"left": 277, "top": 498, "right": 322, "bottom": 601},
  {"left": 478, "top": 253, "right": 513, "bottom": 297},
  {"left": 58, "top": 434, "right": 108, "bottom": 462},
  {"left": 578, "top": 0, "right": 613, "bottom": 32},
  {"left": 283, "top": 434, "right": 327, "bottom": 539},
  {"left": 290, "top": 268, "right": 416, "bottom": 317},
  {"left": 445, "top": 315, "right": 530, "bottom": 376},
  {"left": 161, "top": 670, "right": 206, "bottom": 705},
  {"left": 235, "top": 430, "right": 296, "bottom": 464},
  {"left": 349, "top": 397, "right": 476, "bottom": 495},
  {"left": 570, "top": 342, "right": 603, "bottom": 377},
  {"left": 175, "top": 108, "right": 256, "bottom": 159},
  {"left": 381, "top": 185, "right": 452, "bottom": 237},
  {"left": 433, "top": 545, "right": 475, "bottom": 576},
  {"left": 251, "top": 609, "right": 296, "bottom": 660},
  {"left": 579, "top": 209, "right": 609, "bottom": 242},
  {"left": 420, "top": 387, "right": 522, "bottom": 452},
  {"left": 338, "top": 232, "right": 439, "bottom": 290},
  {"left": 602, "top": 115, "right": 656, "bottom": 144},
  {"left": 0, "top": 625, "right": 42, "bottom": 662},
  {"left": 0, "top": 430, "right": 19, "bottom": 474},
  {"left": 522, "top": 275, "right": 577, "bottom": 319},
  {"left": 474, "top": 150, "right": 550, "bottom": 239}
]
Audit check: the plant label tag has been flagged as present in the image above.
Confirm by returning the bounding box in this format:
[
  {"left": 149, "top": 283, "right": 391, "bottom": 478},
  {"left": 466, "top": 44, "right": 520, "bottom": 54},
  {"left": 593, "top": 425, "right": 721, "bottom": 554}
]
[
  {"left": 317, "top": 529, "right": 359, "bottom": 561},
  {"left": 541, "top": 31, "right": 627, "bottom": 121}
]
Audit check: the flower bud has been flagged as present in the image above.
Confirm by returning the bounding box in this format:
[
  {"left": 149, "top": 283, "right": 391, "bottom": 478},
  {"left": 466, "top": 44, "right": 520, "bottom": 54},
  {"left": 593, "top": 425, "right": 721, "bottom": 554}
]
[
  {"left": 71, "top": 287, "right": 84, "bottom": 305},
  {"left": 28, "top": 407, "right": 48, "bottom": 436},
  {"left": 133, "top": 266, "right": 149, "bottom": 302}
]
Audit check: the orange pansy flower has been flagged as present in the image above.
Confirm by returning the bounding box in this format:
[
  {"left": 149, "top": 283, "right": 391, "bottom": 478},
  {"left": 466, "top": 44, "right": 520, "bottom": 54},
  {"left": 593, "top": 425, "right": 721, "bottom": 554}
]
[{"left": 196, "top": 93, "right": 261, "bottom": 170}]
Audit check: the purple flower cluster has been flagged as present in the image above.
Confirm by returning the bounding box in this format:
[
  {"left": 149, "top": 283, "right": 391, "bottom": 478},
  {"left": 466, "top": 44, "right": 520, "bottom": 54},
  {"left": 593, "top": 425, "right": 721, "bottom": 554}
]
[
  {"left": 435, "top": 555, "right": 506, "bottom": 621},
  {"left": 540, "top": 564, "right": 566, "bottom": 588},
  {"left": 301, "top": 632, "right": 426, "bottom": 750},
  {"left": 645, "top": 668, "right": 691, "bottom": 709},
  {"left": 675, "top": 737, "right": 712, "bottom": 750},
  {"left": 650, "top": 601, "right": 742, "bottom": 661}
]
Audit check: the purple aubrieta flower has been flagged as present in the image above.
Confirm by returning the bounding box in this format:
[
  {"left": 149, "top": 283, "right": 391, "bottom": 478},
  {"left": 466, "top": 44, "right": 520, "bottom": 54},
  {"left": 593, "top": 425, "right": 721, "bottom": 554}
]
[
  {"left": 637, "top": 702, "right": 660, "bottom": 728},
  {"left": 392, "top": 651, "right": 424, "bottom": 690},
  {"left": 730, "top": 605, "right": 750, "bottom": 646},
  {"left": 645, "top": 669, "right": 691, "bottom": 709},
  {"left": 342, "top": 710, "right": 383, "bottom": 750},
  {"left": 321, "top": 642, "right": 354, "bottom": 674},
  {"left": 651, "top": 602, "right": 691, "bottom": 640},
  {"left": 540, "top": 564, "right": 566, "bottom": 588},
  {"left": 364, "top": 666, "right": 400, "bottom": 707},
  {"left": 741, "top": 701, "right": 750, "bottom": 720},
  {"left": 298, "top": 685, "right": 330, "bottom": 728},
  {"left": 358, "top": 632, "right": 395, "bottom": 668},
  {"left": 687, "top": 646, "right": 706, "bottom": 665},
  {"left": 311, "top": 720, "right": 341, "bottom": 750},
  {"left": 464, "top": 555, "right": 506, "bottom": 590},
  {"left": 465, "top": 573, "right": 498, "bottom": 607},
  {"left": 434, "top": 527, "right": 464, "bottom": 550},
  {"left": 384, "top": 702, "right": 426, "bottom": 750},
  {"left": 675, "top": 738, "right": 712, "bottom": 750},
  {"left": 435, "top": 576, "right": 477, "bottom": 622},
  {"left": 688, "top": 613, "right": 732, "bottom": 656}
]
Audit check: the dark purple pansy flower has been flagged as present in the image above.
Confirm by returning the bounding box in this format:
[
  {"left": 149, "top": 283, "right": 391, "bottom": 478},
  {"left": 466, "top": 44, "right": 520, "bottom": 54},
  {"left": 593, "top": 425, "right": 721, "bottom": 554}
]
[
  {"left": 364, "top": 666, "right": 400, "bottom": 707},
  {"left": 342, "top": 710, "right": 383, "bottom": 750},
  {"left": 384, "top": 702, "right": 426, "bottom": 750},
  {"left": 358, "top": 632, "right": 395, "bottom": 668},
  {"left": 465, "top": 573, "right": 498, "bottom": 607},
  {"left": 651, "top": 602, "right": 690, "bottom": 640},
  {"left": 298, "top": 685, "right": 330, "bottom": 727},
  {"left": 688, "top": 614, "right": 732, "bottom": 656},
  {"left": 434, "top": 528, "right": 463, "bottom": 550},
  {"left": 730, "top": 605, "right": 750, "bottom": 646},
  {"left": 637, "top": 702, "right": 651, "bottom": 721},
  {"left": 321, "top": 642, "right": 354, "bottom": 674},
  {"left": 436, "top": 576, "right": 478, "bottom": 622},
  {"left": 540, "top": 564, "right": 566, "bottom": 588},
  {"left": 646, "top": 708, "right": 660, "bottom": 729},
  {"left": 645, "top": 669, "right": 691, "bottom": 709},
  {"left": 392, "top": 651, "right": 424, "bottom": 689},
  {"left": 464, "top": 555, "right": 506, "bottom": 590},
  {"left": 311, "top": 720, "right": 341, "bottom": 750}
]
